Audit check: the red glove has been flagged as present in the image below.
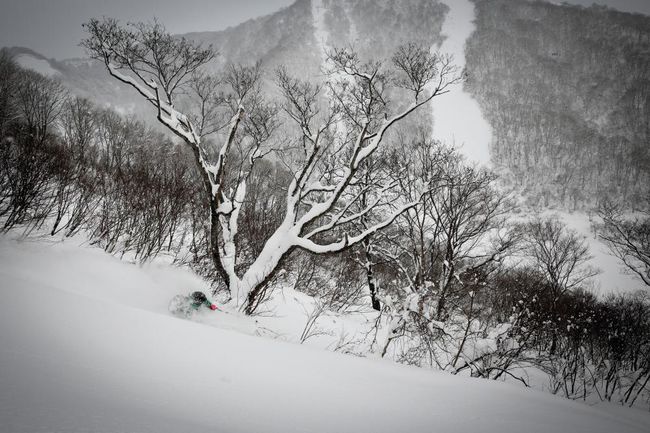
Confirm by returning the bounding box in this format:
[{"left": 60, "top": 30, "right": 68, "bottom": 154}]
[{"left": 210, "top": 304, "right": 218, "bottom": 311}]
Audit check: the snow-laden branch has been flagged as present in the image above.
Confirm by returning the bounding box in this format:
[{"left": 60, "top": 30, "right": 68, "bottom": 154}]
[
  {"left": 304, "top": 181, "right": 397, "bottom": 239},
  {"left": 295, "top": 200, "right": 421, "bottom": 254},
  {"left": 86, "top": 20, "right": 461, "bottom": 313}
]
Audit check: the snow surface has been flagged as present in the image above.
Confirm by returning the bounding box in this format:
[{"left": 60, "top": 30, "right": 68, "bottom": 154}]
[
  {"left": 433, "top": 0, "right": 492, "bottom": 166},
  {"left": 1, "top": 233, "right": 649, "bottom": 433}
]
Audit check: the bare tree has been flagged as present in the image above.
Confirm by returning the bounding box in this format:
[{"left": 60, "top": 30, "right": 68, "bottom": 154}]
[
  {"left": 375, "top": 138, "right": 514, "bottom": 318},
  {"left": 82, "top": 19, "right": 273, "bottom": 307},
  {"left": 61, "top": 97, "right": 95, "bottom": 161},
  {"left": 1, "top": 66, "right": 67, "bottom": 230},
  {"left": 83, "top": 18, "right": 459, "bottom": 313},
  {"left": 521, "top": 217, "right": 598, "bottom": 296},
  {"left": 520, "top": 216, "right": 599, "bottom": 353},
  {"left": 15, "top": 69, "right": 66, "bottom": 144},
  {"left": 367, "top": 138, "right": 516, "bottom": 361},
  {"left": 426, "top": 159, "right": 515, "bottom": 320},
  {"left": 0, "top": 49, "right": 19, "bottom": 138},
  {"left": 596, "top": 199, "right": 650, "bottom": 288}
]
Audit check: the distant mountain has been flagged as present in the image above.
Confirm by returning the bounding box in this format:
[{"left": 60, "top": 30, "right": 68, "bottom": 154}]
[
  {"left": 183, "top": 0, "right": 320, "bottom": 76},
  {"left": 6, "top": 0, "right": 448, "bottom": 116},
  {"left": 6, "top": 46, "right": 147, "bottom": 116},
  {"left": 184, "top": 0, "right": 447, "bottom": 69},
  {"left": 11, "top": 47, "right": 62, "bottom": 78},
  {"left": 6, "top": 0, "right": 649, "bottom": 208}
]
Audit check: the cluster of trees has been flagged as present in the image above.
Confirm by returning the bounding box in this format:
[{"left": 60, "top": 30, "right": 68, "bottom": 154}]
[
  {"left": 465, "top": 0, "right": 650, "bottom": 209},
  {"left": 0, "top": 49, "right": 208, "bottom": 263},
  {"left": 367, "top": 207, "right": 650, "bottom": 408},
  {"left": 487, "top": 268, "right": 650, "bottom": 406},
  {"left": 1, "top": 13, "right": 649, "bottom": 409},
  {"left": 80, "top": 17, "right": 462, "bottom": 313}
]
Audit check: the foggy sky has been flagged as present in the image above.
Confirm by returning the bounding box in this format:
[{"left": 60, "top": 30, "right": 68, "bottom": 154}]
[{"left": 0, "top": 0, "right": 649, "bottom": 60}]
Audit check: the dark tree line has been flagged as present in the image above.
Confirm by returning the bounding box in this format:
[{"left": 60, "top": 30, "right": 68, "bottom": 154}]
[{"left": 465, "top": 0, "right": 650, "bottom": 209}]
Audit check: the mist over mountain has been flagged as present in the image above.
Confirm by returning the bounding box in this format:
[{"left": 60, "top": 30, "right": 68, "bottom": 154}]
[{"left": 6, "top": 0, "right": 649, "bottom": 208}]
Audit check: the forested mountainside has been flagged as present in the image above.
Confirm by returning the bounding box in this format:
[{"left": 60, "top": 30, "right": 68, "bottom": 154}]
[
  {"left": 12, "top": 0, "right": 448, "bottom": 117},
  {"left": 466, "top": 0, "right": 650, "bottom": 209},
  {"left": 183, "top": 0, "right": 320, "bottom": 76},
  {"left": 316, "top": 0, "right": 447, "bottom": 58},
  {"left": 182, "top": 0, "right": 449, "bottom": 145},
  {"left": 6, "top": 0, "right": 649, "bottom": 209},
  {"left": 183, "top": 0, "right": 447, "bottom": 71}
]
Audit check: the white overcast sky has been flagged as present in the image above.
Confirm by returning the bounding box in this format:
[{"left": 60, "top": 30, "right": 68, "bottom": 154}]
[{"left": 0, "top": 0, "right": 648, "bottom": 60}]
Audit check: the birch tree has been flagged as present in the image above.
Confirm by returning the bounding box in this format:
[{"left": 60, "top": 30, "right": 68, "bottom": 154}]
[{"left": 83, "top": 19, "right": 458, "bottom": 313}]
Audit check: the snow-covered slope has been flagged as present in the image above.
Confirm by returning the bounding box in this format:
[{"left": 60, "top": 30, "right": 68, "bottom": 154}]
[
  {"left": 433, "top": 0, "right": 492, "bottom": 165},
  {"left": 15, "top": 54, "right": 61, "bottom": 78},
  {"left": 1, "top": 234, "right": 649, "bottom": 433}
]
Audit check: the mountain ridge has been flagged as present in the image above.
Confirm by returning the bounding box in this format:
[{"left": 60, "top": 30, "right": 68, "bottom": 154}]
[{"left": 4, "top": 0, "right": 649, "bottom": 208}]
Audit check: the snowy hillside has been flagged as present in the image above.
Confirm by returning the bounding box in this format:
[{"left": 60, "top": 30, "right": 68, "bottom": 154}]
[
  {"left": 1, "top": 234, "right": 649, "bottom": 433},
  {"left": 14, "top": 54, "right": 60, "bottom": 78},
  {"left": 2, "top": 0, "right": 650, "bottom": 428},
  {"left": 7, "top": 0, "right": 648, "bottom": 209}
]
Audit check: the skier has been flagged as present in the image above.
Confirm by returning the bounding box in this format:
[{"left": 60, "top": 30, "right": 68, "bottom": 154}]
[
  {"left": 189, "top": 291, "right": 218, "bottom": 311},
  {"left": 169, "top": 291, "right": 218, "bottom": 318}
]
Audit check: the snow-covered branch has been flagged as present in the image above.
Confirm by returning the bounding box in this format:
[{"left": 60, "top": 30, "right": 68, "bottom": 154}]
[{"left": 84, "top": 21, "right": 460, "bottom": 314}]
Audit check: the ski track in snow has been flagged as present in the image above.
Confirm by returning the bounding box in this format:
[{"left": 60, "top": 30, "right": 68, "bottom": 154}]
[
  {"left": 313, "top": 0, "right": 493, "bottom": 168},
  {"left": 312, "top": 0, "right": 329, "bottom": 68},
  {"left": 433, "top": 0, "right": 492, "bottom": 165}
]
